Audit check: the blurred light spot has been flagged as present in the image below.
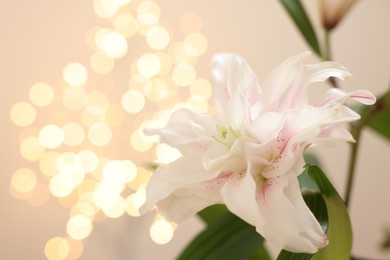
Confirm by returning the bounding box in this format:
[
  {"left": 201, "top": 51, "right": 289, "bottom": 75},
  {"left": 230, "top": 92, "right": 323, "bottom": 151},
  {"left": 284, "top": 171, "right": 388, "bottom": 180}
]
[
  {"left": 86, "top": 91, "right": 109, "bottom": 114},
  {"left": 67, "top": 215, "right": 93, "bottom": 240},
  {"left": 63, "top": 122, "right": 85, "bottom": 147},
  {"left": 88, "top": 122, "right": 112, "bottom": 146},
  {"left": 81, "top": 107, "right": 105, "bottom": 127},
  {"left": 56, "top": 152, "right": 78, "bottom": 170},
  {"left": 39, "top": 124, "right": 64, "bottom": 149},
  {"left": 11, "top": 168, "right": 37, "bottom": 193},
  {"left": 146, "top": 26, "right": 170, "bottom": 50},
  {"left": 105, "top": 103, "right": 124, "bottom": 127},
  {"left": 59, "top": 162, "right": 85, "bottom": 189},
  {"left": 183, "top": 32, "right": 208, "bottom": 57},
  {"left": 26, "top": 182, "right": 50, "bottom": 207},
  {"left": 114, "top": 14, "right": 138, "bottom": 38},
  {"left": 155, "top": 53, "right": 172, "bottom": 76},
  {"left": 169, "top": 42, "right": 197, "bottom": 64},
  {"left": 190, "top": 79, "right": 212, "bottom": 99},
  {"left": 39, "top": 151, "right": 60, "bottom": 177},
  {"left": 63, "top": 63, "right": 88, "bottom": 87},
  {"left": 58, "top": 191, "right": 79, "bottom": 208},
  {"left": 137, "top": 53, "right": 161, "bottom": 78},
  {"left": 128, "top": 167, "right": 150, "bottom": 190},
  {"left": 179, "top": 11, "right": 203, "bottom": 34},
  {"left": 65, "top": 237, "right": 84, "bottom": 260},
  {"left": 155, "top": 143, "right": 182, "bottom": 164},
  {"left": 187, "top": 95, "right": 209, "bottom": 112},
  {"left": 144, "top": 78, "right": 168, "bottom": 101},
  {"left": 10, "top": 102, "right": 36, "bottom": 127},
  {"left": 18, "top": 127, "right": 38, "bottom": 143},
  {"left": 78, "top": 150, "right": 99, "bottom": 173},
  {"left": 44, "top": 237, "right": 70, "bottom": 260},
  {"left": 172, "top": 63, "right": 196, "bottom": 87},
  {"left": 29, "top": 82, "right": 54, "bottom": 107},
  {"left": 90, "top": 51, "right": 115, "bottom": 74},
  {"left": 49, "top": 172, "right": 74, "bottom": 198},
  {"left": 93, "top": 0, "right": 119, "bottom": 18},
  {"left": 20, "top": 136, "right": 45, "bottom": 161},
  {"left": 125, "top": 188, "right": 145, "bottom": 216},
  {"left": 121, "top": 89, "right": 145, "bottom": 114},
  {"left": 70, "top": 202, "right": 96, "bottom": 219},
  {"left": 62, "top": 86, "right": 87, "bottom": 110},
  {"left": 131, "top": 129, "right": 153, "bottom": 152},
  {"left": 102, "top": 195, "right": 126, "bottom": 218},
  {"left": 101, "top": 31, "right": 128, "bottom": 58},
  {"left": 103, "top": 160, "right": 129, "bottom": 184},
  {"left": 94, "top": 27, "right": 113, "bottom": 50},
  {"left": 93, "top": 185, "right": 123, "bottom": 209},
  {"left": 137, "top": 1, "right": 160, "bottom": 25},
  {"left": 150, "top": 219, "right": 174, "bottom": 244}
]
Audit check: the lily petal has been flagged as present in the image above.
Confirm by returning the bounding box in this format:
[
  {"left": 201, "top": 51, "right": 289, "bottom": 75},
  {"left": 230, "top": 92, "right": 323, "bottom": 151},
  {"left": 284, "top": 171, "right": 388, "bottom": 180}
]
[
  {"left": 211, "top": 53, "right": 261, "bottom": 126},
  {"left": 257, "top": 173, "right": 328, "bottom": 253},
  {"left": 315, "top": 88, "right": 377, "bottom": 107},
  {"left": 220, "top": 163, "right": 263, "bottom": 227},
  {"left": 146, "top": 109, "right": 216, "bottom": 154}
]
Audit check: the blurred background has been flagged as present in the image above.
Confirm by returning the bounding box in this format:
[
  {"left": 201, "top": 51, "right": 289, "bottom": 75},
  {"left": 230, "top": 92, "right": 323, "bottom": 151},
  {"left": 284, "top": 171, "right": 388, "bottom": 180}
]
[{"left": 1, "top": 0, "right": 389, "bottom": 259}]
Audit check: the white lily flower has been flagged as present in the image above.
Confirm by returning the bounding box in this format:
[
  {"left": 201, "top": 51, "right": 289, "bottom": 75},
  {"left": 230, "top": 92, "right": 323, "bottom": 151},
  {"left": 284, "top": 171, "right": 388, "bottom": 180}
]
[{"left": 141, "top": 52, "right": 376, "bottom": 253}]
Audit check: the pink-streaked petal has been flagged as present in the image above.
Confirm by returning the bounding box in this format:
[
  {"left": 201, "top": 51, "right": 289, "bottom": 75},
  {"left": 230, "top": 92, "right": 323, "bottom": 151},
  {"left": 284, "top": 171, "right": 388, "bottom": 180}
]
[
  {"left": 211, "top": 53, "right": 261, "bottom": 127},
  {"left": 260, "top": 52, "right": 310, "bottom": 111},
  {"left": 257, "top": 174, "right": 328, "bottom": 253},
  {"left": 220, "top": 167, "right": 263, "bottom": 227},
  {"left": 315, "top": 88, "right": 377, "bottom": 107}
]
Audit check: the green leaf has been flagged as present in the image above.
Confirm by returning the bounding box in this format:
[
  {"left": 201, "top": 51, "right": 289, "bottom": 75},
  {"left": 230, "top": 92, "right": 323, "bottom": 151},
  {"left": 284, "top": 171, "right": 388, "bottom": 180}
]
[
  {"left": 179, "top": 211, "right": 266, "bottom": 260},
  {"left": 279, "top": 0, "right": 321, "bottom": 56},
  {"left": 308, "top": 165, "right": 352, "bottom": 260},
  {"left": 367, "top": 90, "right": 390, "bottom": 141},
  {"left": 299, "top": 153, "right": 321, "bottom": 190},
  {"left": 197, "top": 204, "right": 228, "bottom": 224}
]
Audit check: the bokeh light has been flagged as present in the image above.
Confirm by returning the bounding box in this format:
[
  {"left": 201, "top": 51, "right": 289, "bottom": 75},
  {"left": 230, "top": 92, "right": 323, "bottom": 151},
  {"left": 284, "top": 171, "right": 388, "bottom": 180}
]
[
  {"left": 121, "top": 89, "right": 145, "bottom": 114},
  {"left": 146, "top": 26, "right": 170, "bottom": 50},
  {"left": 90, "top": 51, "right": 115, "bottom": 74},
  {"left": 63, "top": 63, "right": 88, "bottom": 87},
  {"left": 10, "top": 168, "right": 37, "bottom": 193},
  {"left": 9, "top": 0, "right": 210, "bottom": 255},
  {"left": 62, "top": 122, "right": 85, "bottom": 147},
  {"left": 113, "top": 14, "right": 138, "bottom": 38},
  {"left": 137, "top": 53, "right": 161, "bottom": 78},
  {"left": 20, "top": 136, "right": 45, "bottom": 161},
  {"left": 39, "top": 124, "right": 64, "bottom": 149},
  {"left": 66, "top": 215, "right": 93, "bottom": 240},
  {"left": 87, "top": 123, "right": 112, "bottom": 146},
  {"left": 10, "top": 102, "right": 36, "bottom": 127},
  {"left": 149, "top": 219, "right": 174, "bottom": 244},
  {"left": 62, "top": 86, "right": 87, "bottom": 110},
  {"left": 172, "top": 62, "right": 196, "bottom": 87},
  {"left": 183, "top": 32, "right": 208, "bottom": 57},
  {"left": 101, "top": 31, "right": 128, "bottom": 58},
  {"left": 44, "top": 237, "right": 70, "bottom": 260},
  {"left": 29, "top": 82, "right": 54, "bottom": 107}
]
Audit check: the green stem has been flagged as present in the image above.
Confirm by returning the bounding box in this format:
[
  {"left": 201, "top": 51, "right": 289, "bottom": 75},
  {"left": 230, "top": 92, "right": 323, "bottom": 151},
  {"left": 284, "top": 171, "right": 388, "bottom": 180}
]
[
  {"left": 344, "top": 89, "right": 390, "bottom": 207},
  {"left": 344, "top": 124, "right": 361, "bottom": 207},
  {"left": 322, "top": 29, "right": 339, "bottom": 88}
]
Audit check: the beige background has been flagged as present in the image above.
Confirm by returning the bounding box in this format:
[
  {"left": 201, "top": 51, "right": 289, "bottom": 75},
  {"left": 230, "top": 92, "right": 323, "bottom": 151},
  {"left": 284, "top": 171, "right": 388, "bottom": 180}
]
[{"left": 1, "top": 0, "right": 389, "bottom": 259}]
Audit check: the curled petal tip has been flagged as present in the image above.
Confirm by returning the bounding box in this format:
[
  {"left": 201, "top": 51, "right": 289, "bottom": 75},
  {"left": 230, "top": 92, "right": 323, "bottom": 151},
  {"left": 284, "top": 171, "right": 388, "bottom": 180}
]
[{"left": 351, "top": 90, "right": 377, "bottom": 105}]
